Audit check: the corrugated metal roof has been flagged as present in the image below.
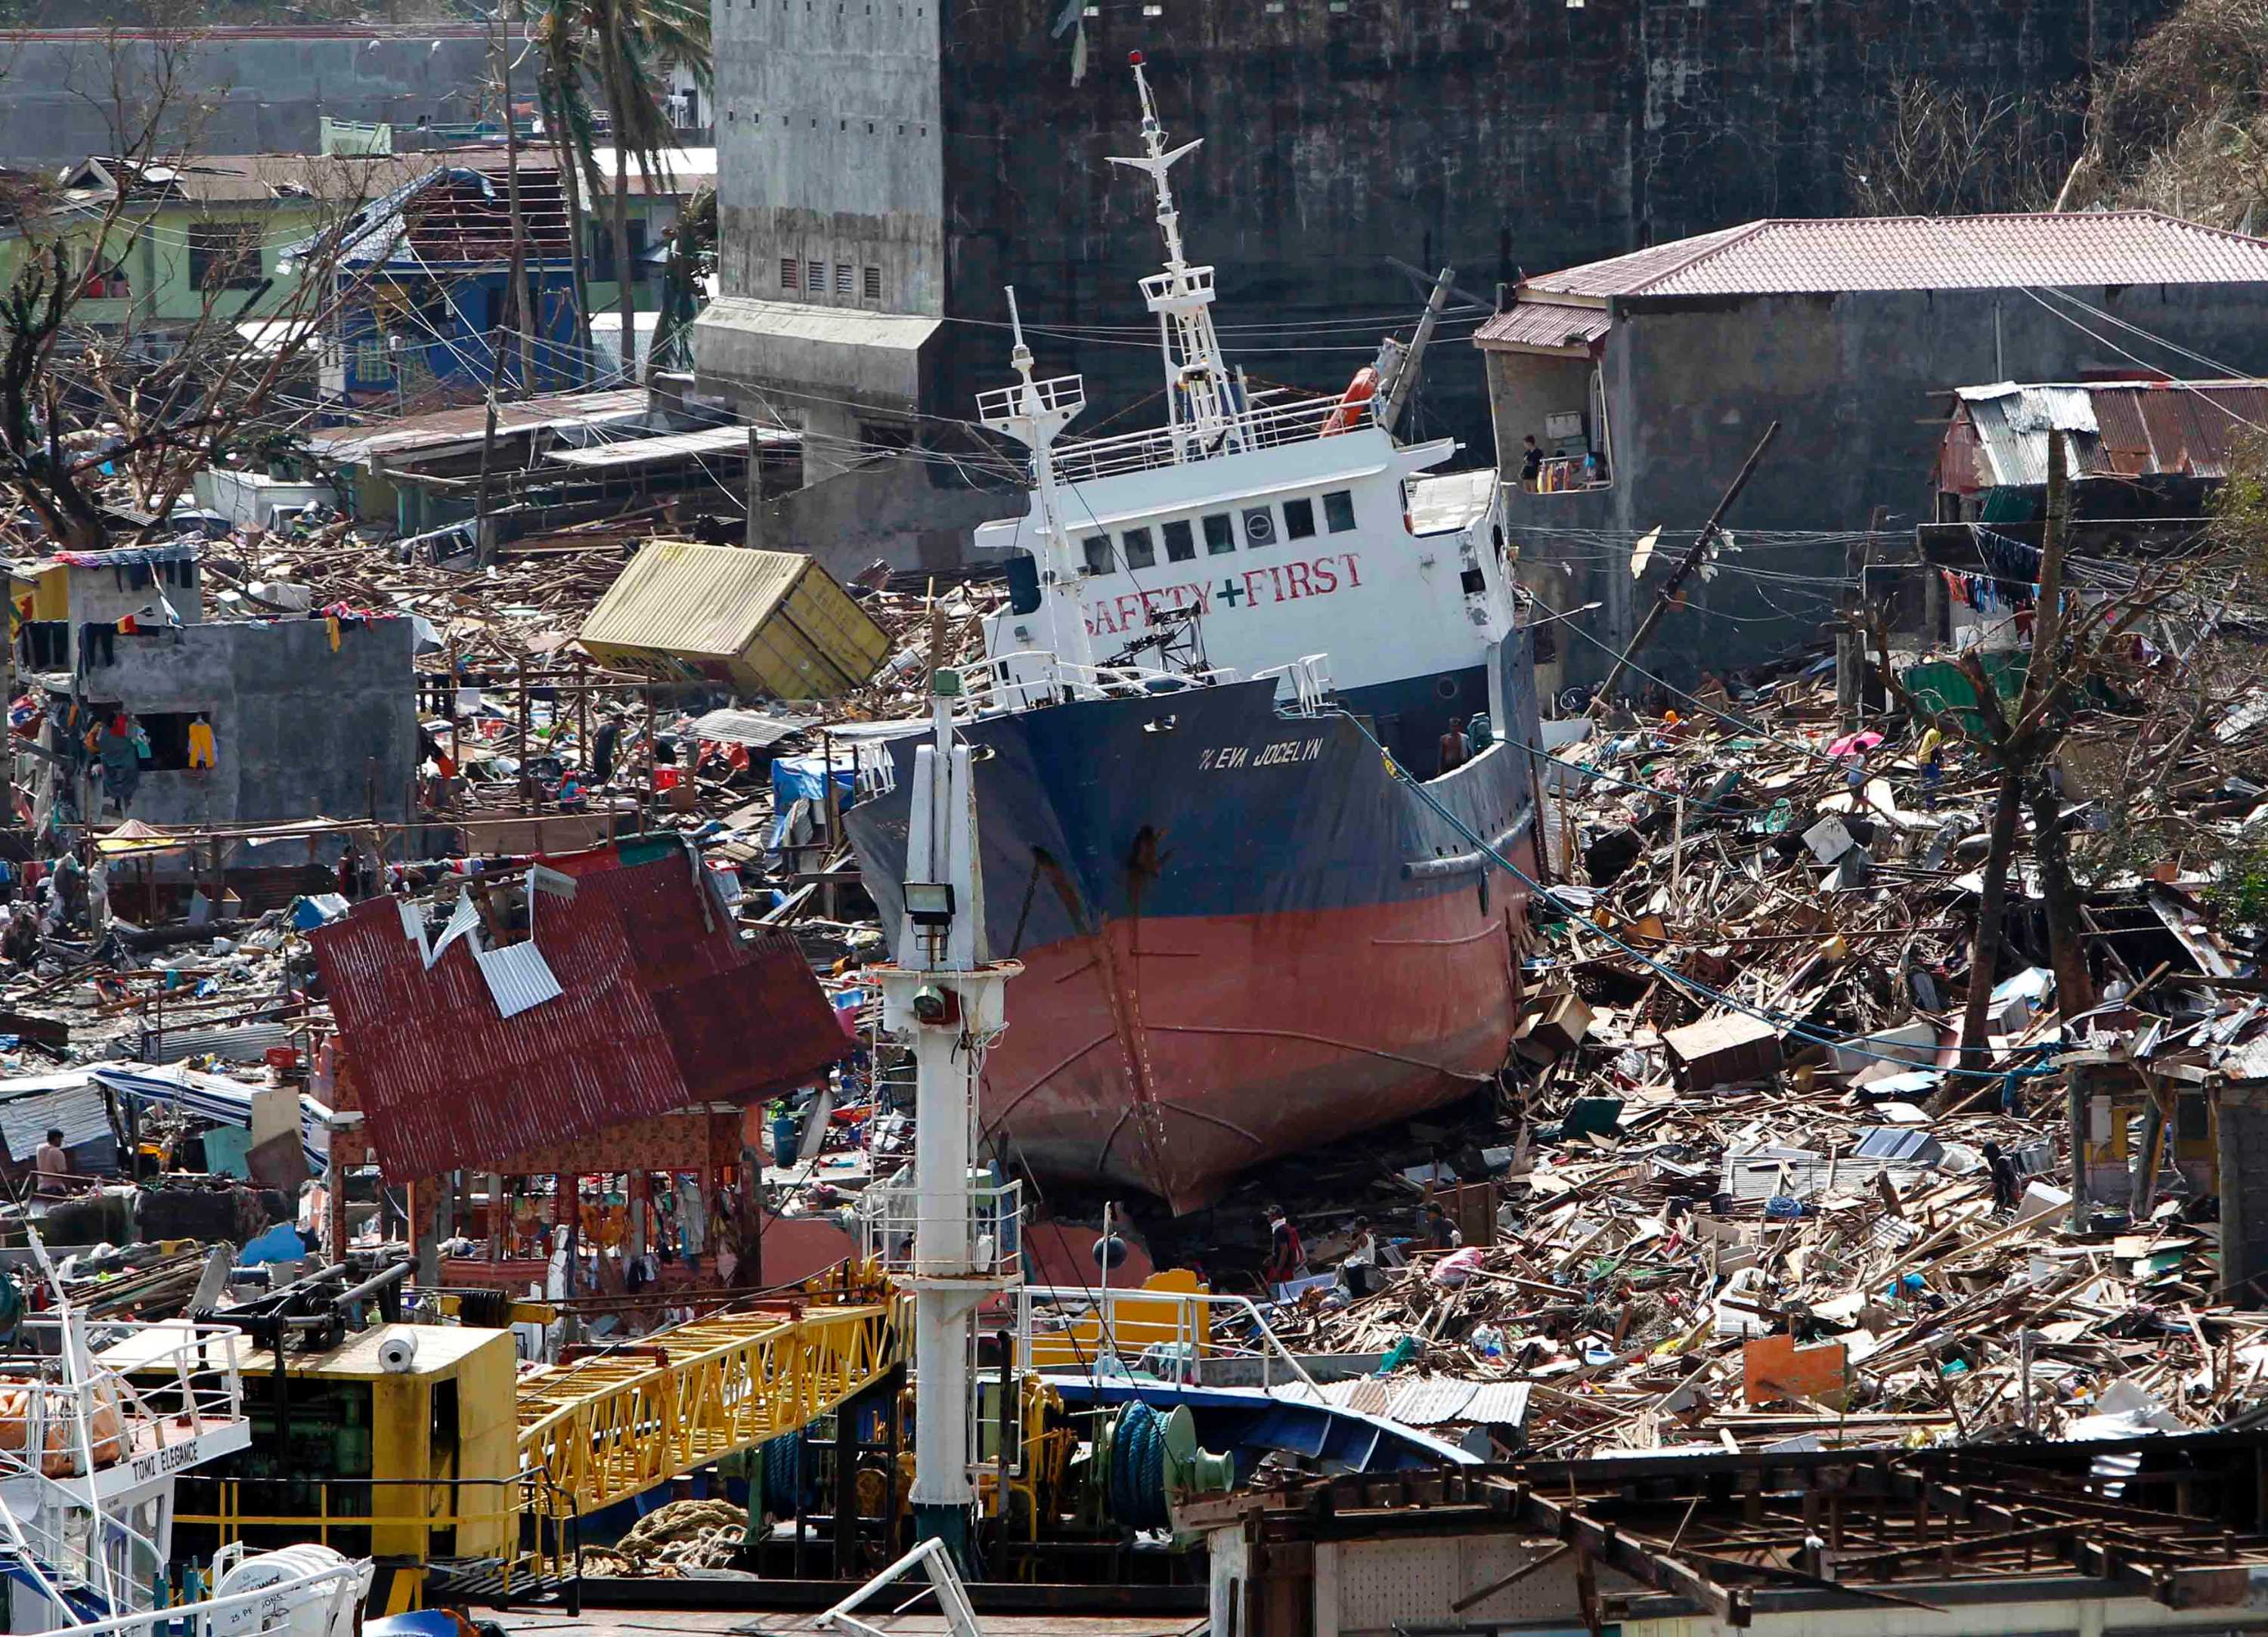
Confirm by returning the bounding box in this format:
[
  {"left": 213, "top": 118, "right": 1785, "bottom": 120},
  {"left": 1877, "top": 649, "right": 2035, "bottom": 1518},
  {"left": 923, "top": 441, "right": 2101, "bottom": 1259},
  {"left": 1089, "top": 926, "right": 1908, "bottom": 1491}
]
[
  {"left": 307, "top": 838, "right": 853, "bottom": 1181},
  {"left": 578, "top": 541, "right": 808, "bottom": 661},
  {"left": 141, "top": 1020, "right": 293, "bottom": 1065},
  {"left": 1318, "top": 1375, "right": 1532, "bottom": 1428},
  {"left": 1472, "top": 301, "right": 1613, "bottom": 351},
  {"left": 547, "top": 424, "right": 797, "bottom": 470},
  {"left": 0, "top": 1073, "right": 111, "bottom": 1161},
  {"left": 1525, "top": 212, "right": 2268, "bottom": 299},
  {"left": 691, "top": 296, "right": 943, "bottom": 353},
  {"left": 1953, "top": 379, "right": 2268, "bottom": 484},
  {"left": 302, "top": 388, "right": 648, "bottom": 464},
  {"left": 690, "top": 707, "right": 821, "bottom": 747}
]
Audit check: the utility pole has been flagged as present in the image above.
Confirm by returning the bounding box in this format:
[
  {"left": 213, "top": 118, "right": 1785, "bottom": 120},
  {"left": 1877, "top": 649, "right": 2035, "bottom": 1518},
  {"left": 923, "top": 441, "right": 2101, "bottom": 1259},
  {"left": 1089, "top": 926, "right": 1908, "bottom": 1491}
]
[
  {"left": 472, "top": 329, "right": 510, "bottom": 566},
  {"left": 498, "top": 0, "right": 535, "bottom": 395},
  {"left": 1587, "top": 421, "right": 1780, "bottom": 713},
  {"left": 473, "top": 0, "right": 528, "bottom": 566},
  {"left": 1380, "top": 266, "right": 1454, "bottom": 435}
]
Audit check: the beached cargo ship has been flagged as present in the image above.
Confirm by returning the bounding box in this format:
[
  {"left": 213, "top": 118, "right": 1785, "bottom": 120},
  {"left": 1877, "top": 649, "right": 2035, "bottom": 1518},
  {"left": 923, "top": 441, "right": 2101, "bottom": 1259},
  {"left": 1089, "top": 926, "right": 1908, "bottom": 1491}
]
[{"left": 846, "top": 59, "right": 1541, "bottom": 1212}]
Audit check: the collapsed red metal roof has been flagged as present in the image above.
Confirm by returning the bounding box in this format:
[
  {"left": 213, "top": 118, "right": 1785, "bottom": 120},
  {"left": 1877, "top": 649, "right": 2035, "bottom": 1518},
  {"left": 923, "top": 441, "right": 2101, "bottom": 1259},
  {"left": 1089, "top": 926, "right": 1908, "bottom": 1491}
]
[{"left": 308, "top": 837, "right": 852, "bottom": 1181}]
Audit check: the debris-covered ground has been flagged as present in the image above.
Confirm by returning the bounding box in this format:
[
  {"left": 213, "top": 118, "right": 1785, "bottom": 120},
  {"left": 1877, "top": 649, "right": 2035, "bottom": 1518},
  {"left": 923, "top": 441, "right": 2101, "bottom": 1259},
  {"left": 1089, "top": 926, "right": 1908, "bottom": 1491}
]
[{"left": 1110, "top": 648, "right": 2268, "bottom": 1461}]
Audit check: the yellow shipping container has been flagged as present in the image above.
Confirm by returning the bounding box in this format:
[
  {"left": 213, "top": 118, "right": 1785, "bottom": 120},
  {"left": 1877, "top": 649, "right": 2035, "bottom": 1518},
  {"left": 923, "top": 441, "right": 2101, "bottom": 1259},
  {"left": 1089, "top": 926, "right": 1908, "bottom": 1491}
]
[{"left": 576, "top": 541, "right": 889, "bottom": 698}]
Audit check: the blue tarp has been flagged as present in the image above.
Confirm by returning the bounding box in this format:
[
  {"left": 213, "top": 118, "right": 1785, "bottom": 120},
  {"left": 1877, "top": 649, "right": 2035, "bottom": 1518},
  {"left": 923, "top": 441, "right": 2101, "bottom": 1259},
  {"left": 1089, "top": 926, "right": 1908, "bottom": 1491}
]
[{"left": 769, "top": 755, "right": 857, "bottom": 848}]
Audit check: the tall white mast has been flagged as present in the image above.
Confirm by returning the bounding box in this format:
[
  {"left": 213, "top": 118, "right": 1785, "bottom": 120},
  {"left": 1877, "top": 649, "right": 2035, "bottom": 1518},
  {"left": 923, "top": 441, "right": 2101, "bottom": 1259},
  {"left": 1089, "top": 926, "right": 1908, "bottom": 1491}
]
[
  {"left": 1108, "top": 53, "right": 1247, "bottom": 463},
  {"left": 976, "top": 289, "right": 1096, "bottom": 679},
  {"left": 868, "top": 671, "right": 1021, "bottom": 1572}
]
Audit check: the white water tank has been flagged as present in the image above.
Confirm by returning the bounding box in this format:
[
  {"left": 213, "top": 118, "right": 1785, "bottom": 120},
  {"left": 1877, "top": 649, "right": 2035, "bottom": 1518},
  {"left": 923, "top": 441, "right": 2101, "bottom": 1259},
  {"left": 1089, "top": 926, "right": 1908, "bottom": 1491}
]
[{"left": 208, "top": 1543, "right": 369, "bottom": 1637}]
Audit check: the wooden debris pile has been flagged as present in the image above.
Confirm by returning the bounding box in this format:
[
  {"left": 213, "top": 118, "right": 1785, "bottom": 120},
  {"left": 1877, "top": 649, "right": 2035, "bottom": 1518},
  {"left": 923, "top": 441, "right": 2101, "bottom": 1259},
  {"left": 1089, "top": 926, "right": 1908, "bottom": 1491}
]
[{"left": 1215, "top": 664, "right": 2268, "bottom": 1460}]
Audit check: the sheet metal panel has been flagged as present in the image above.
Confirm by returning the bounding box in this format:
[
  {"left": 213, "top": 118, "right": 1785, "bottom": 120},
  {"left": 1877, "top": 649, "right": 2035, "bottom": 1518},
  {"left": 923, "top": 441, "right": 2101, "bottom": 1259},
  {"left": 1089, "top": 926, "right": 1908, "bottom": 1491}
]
[
  {"left": 689, "top": 707, "right": 821, "bottom": 748},
  {"left": 308, "top": 840, "right": 852, "bottom": 1181},
  {"left": 548, "top": 424, "right": 797, "bottom": 469},
  {"left": 578, "top": 540, "right": 806, "bottom": 660},
  {"left": 1386, "top": 1377, "right": 1480, "bottom": 1425},
  {"left": 0, "top": 1077, "right": 110, "bottom": 1160}
]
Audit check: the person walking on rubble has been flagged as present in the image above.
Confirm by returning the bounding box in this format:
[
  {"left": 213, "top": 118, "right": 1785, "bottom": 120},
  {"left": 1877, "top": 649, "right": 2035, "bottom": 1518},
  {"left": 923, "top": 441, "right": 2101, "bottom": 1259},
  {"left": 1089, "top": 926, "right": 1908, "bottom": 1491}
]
[
  {"left": 1983, "top": 1141, "right": 2021, "bottom": 1215},
  {"left": 1263, "top": 1204, "right": 1307, "bottom": 1298},
  {"left": 1916, "top": 725, "right": 1946, "bottom": 811}
]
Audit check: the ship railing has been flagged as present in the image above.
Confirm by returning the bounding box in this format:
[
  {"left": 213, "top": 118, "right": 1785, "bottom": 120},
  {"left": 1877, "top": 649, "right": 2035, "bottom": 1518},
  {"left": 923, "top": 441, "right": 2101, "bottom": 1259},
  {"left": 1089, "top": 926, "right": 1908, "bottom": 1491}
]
[
  {"left": 1013, "top": 1284, "right": 1318, "bottom": 1392},
  {"left": 1248, "top": 653, "right": 1334, "bottom": 716},
  {"left": 1045, "top": 390, "right": 1371, "bottom": 484},
  {"left": 0, "top": 1320, "right": 246, "bottom": 1488},
  {"left": 182, "top": 1468, "right": 580, "bottom": 1598},
  {"left": 14, "top": 1553, "right": 368, "bottom": 1637},
  {"left": 974, "top": 373, "right": 1086, "bottom": 432},
  {"left": 969, "top": 653, "right": 1242, "bottom": 714},
  {"left": 850, "top": 737, "right": 898, "bottom": 798},
  {"left": 0, "top": 1459, "right": 172, "bottom": 1617},
  {"left": 857, "top": 1177, "right": 1024, "bottom": 1283},
  {"left": 1137, "top": 263, "right": 1216, "bottom": 309}
]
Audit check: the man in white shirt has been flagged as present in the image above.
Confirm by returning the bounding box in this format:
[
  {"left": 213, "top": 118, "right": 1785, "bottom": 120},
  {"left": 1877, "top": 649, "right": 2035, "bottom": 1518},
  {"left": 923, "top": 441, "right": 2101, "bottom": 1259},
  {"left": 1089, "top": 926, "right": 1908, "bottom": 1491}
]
[{"left": 33, "top": 1129, "right": 70, "bottom": 1199}]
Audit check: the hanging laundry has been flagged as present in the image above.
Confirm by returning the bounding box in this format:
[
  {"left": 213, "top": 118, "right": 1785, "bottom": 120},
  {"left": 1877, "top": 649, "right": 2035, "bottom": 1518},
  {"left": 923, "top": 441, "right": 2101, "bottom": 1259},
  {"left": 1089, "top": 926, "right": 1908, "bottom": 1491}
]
[{"left": 187, "top": 717, "right": 216, "bottom": 769}]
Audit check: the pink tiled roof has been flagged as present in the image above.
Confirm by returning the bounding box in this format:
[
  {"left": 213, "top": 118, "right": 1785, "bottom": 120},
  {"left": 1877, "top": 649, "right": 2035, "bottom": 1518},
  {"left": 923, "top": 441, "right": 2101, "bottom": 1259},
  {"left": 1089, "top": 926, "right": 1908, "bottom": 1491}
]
[
  {"left": 1524, "top": 212, "right": 2268, "bottom": 299},
  {"left": 1472, "top": 301, "right": 1613, "bottom": 350}
]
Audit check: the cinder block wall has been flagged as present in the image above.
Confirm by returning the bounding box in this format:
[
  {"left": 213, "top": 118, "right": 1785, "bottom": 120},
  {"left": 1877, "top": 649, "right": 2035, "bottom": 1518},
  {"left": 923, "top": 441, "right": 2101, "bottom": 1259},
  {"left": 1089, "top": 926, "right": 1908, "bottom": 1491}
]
[{"left": 78, "top": 617, "right": 419, "bottom": 828}]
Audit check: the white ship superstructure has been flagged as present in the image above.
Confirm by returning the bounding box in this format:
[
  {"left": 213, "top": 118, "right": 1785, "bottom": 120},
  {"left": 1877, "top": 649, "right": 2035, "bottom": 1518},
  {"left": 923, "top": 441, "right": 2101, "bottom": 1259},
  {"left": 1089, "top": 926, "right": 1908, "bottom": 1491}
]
[{"left": 976, "top": 54, "right": 1517, "bottom": 763}]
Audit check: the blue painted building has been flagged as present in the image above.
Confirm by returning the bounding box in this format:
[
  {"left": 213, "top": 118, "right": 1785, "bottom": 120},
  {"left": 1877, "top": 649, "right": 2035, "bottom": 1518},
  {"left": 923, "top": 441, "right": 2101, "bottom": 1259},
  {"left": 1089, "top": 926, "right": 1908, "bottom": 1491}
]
[{"left": 287, "top": 162, "right": 586, "bottom": 410}]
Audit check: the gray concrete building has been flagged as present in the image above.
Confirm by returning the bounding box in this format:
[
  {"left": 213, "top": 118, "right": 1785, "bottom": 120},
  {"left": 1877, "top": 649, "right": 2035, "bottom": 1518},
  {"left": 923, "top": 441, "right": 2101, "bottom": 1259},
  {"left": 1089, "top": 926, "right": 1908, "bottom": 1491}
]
[
  {"left": 58, "top": 617, "right": 419, "bottom": 830},
  {"left": 0, "top": 26, "right": 501, "bottom": 167},
  {"left": 692, "top": 0, "right": 2179, "bottom": 570},
  {"left": 1473, "top": 212, "right": 2268, "bottom": 691}
]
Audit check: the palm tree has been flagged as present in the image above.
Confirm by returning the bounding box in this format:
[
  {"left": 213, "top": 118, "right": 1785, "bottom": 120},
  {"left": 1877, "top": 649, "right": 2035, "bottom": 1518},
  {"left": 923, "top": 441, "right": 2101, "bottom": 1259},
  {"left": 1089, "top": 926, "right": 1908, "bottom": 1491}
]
[{"left": 530, "top": 0, "right": 710, "bottom": 383}]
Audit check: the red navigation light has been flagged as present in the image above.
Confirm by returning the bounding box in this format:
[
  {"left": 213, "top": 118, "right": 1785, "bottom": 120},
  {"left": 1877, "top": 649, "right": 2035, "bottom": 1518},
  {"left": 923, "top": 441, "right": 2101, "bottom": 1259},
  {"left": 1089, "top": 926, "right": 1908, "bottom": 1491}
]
[{"left": 1129, "top": 50, "right": 1144, "bottom": 64}]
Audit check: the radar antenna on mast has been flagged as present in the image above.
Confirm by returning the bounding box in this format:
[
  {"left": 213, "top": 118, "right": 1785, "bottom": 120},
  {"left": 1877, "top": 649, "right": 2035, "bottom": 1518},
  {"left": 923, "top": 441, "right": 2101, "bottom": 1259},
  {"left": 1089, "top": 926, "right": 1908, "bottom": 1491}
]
[
  {"left": 974, "top": 289, "right": 1095, "bottom": 676},
  {"left": 1108, "top": 54, "right": 1247, "bottom": 462}
]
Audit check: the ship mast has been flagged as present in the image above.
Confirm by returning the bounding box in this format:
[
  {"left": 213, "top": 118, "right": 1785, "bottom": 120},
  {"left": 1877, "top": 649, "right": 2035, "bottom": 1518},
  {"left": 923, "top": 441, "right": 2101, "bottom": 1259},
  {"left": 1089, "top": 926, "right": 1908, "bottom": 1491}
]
[
  {"left": 1109, "top": 54, "right": 1247, "bottom": 463},
  {"left": 978, "top": 289, "right": 1096, "bottom": 680}
]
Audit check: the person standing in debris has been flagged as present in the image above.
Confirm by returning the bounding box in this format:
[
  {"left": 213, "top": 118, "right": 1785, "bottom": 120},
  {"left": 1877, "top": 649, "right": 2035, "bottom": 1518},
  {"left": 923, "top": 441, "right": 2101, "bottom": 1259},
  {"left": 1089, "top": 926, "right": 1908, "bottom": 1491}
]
[
  {"left": 1984, "top": 1142, "right": 2021, "bottom": 1214},
  {"left": 2, "top": 905, "right": 37, "bottom": 968},
  {"left": 1424, "top": 1200, "right": 1462, "bottom": 1250},
  {"left": 1263, "top": 1205, "right": 1306, "bottom": 1296},
  {"left": 1520, "top": 434, "right": 1544, "bottom": 490},
  {"left": 592, "top": 713, "right": 623, "bottom": 784},
  {"left": 1438, "top": 716, "right": 1469, "bottom": 777},
  {"left": 1340, "top": 1216, "right": 1379, "bottom": 1298},
  {"left": 50, "top": 852, "right": 86, "bottom": 933},
  {"left": 33, "top": 1128, "right": 70, "bottom": 1199},
  {"left": 1916, "top": 726, "right": 1946, "bottom": 811}
]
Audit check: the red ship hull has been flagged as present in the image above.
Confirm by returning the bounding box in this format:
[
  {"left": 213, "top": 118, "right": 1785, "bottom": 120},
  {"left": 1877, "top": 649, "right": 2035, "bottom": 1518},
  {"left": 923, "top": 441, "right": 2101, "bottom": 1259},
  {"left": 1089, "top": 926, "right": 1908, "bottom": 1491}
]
[{"left": 978, "top": 853, "right": 1532, "bottom": 1214}]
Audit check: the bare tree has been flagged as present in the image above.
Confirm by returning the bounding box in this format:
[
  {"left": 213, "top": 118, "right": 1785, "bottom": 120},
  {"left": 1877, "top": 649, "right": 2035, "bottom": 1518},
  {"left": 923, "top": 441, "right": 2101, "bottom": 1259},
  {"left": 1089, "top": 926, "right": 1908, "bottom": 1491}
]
[
  {"left": 1845, "top": 76, "right": 2084, "bottom": 218},
  {"left": 2063, "top": 0, "right": 2268, "bottom": 226},
  {"left": 0, "top": 20, "right": 392, "bottom": 547}
]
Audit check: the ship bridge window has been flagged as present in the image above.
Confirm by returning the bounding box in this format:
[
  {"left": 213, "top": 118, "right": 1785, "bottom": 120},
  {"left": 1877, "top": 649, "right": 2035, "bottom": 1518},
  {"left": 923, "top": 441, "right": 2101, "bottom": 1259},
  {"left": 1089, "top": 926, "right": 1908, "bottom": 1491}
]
[
  {"left": 1324, "top": 489, "right": 1356, "bottom": 532},
  {"left": 1163, "top": 519, "right": 1195, "bottom": 562},
  {"left": 1242, "top": 506, "right": 1277, "bottom": 547},
  {"left": 1203, "top": 513, "right": 1235, "bottom": 555},
  {"left": 1120, "top": 525, "right": 1156, "bottom": 568},
  {"left": 1283, "top": 497, "right": 1316, "bottom": 540},
  {"left": 1081, "top": 534, "right": 1113, "bottom": 574}
]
